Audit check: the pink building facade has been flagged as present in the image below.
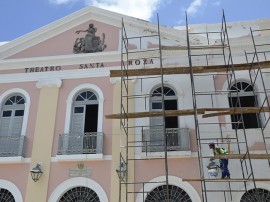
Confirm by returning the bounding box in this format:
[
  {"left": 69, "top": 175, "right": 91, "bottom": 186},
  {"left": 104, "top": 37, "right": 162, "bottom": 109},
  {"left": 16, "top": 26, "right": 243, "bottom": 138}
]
[{"left": 0, "top": 6, "right": 270, "bottom": 202}]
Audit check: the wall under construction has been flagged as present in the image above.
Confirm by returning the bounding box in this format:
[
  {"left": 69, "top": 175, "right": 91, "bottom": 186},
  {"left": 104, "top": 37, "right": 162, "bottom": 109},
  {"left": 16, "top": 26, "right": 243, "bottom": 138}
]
[{"left": 107, "top": 12, "right": 270, "bottom": 202}]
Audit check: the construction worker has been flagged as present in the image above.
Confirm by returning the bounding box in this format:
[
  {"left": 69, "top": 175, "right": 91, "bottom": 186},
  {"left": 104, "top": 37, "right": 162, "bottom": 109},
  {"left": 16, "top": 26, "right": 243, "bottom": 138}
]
[{"left": 209, "top": 142, "right": 230, "bottom": 179}]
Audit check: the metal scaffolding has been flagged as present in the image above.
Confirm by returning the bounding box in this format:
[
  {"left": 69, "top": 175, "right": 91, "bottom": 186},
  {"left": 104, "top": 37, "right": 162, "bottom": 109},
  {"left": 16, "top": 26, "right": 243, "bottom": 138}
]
[
  {"left": 106, "top": 11, "right": 270, "bottom": 202},
  {"left": 185, "top": 11, "right": 270, "bottom": 201},
  {"left": 116, "top": 15, "right": 171, "bottom": 202}
]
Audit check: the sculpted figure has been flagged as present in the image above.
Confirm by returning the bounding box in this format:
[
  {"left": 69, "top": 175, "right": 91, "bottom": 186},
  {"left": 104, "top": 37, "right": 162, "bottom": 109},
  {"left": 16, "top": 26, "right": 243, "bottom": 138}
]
[{"left": 73, "top": 24, "right": 106, "bottom": 54}]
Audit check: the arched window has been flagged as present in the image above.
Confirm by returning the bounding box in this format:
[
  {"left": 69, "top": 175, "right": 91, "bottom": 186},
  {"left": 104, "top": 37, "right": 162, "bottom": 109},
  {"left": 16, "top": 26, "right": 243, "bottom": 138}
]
[
  {"left": 145, "top": 185, "right": 192, "bottom": 202},
  {"left": 0, "top": 188, "right": 15, "bottom": 202},
  {"left": 150, "top": 86, "right": 178, "bottom": 128},
  {"left": 240, "top": 188, "right": 270, "bottom": 201},
  {"left": 0, "top": 94, "right": 26, "bottom": 156},
  {"left": 64, "top": 90, "right": 100, "bottom": 154},
  {"left": 228, "top": 81, "right": 260, "bottom": 129},
  {"left": 143, "top": 86, "right": 183, "bottom": 152},
  {"left": 70, "top": 90, "right": 98, "bottom": 134},
  {"left": 0, "top": 94, "right": 25, "bottom": 136},
  {"left": 59, "top": 186, "right": 100, "bottom": 202}
]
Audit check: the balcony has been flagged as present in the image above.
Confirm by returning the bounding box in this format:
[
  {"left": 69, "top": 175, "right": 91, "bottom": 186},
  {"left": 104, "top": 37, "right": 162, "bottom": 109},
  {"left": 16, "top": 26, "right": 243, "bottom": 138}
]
[
  {"left": 58, "top": 132, "right": 103, "bottom": 155},
  {"left": 0, "top": 136, "right": 27, "bottom": 157},
  {"left": 142, "top": 128, "right": 190, "bottom": 153}
]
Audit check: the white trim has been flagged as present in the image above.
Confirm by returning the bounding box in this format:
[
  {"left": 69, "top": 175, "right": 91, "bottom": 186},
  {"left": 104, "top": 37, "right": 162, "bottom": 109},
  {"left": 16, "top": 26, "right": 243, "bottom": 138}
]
[
  {"left": 0, "top": 179, "right": 23, "bottom": 202},
  {"left": 0, "top": 157, "right": 30, "bottom": 164},
  {"left": 139, "top": 151, "right": 192, "bottom": 159},
  {"left": 64, "top": 84, "right": 104, "bottom": 133},
  {"left": 48, "top": 177, "right": 108, "bottom": 202},
  {"left": 136, "top": 175, "right": 201, "bottom": 202},
  {"left": 234, "top": 182, "right": 270, "bottom": 202},
  {"left": 0, "top": 51, "right": 120, "bottom": 70},
  {"left": 51, "top": 155, "right": 112, "bottom": 162},
  {"left": 54, "top": 154, "right": 103, "bottom": 161},
  {"left": 0, "top": 68, "right": 112, "bottom": 84},
  {"left": 0, "top": 88, "right": 30, "bottom": 136}
]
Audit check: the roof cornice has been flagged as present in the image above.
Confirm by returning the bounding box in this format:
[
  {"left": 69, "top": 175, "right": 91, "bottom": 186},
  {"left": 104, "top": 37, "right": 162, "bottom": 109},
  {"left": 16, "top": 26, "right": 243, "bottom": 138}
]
[{"left": 0, "top": 51, "right": 120, "bottom": 70}]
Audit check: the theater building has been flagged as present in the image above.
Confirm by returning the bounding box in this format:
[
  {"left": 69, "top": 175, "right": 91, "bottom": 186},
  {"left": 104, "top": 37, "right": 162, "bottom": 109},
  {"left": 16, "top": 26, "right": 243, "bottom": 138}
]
[{"left": 0, "top": 6, "right": 270, "bottom": 202}]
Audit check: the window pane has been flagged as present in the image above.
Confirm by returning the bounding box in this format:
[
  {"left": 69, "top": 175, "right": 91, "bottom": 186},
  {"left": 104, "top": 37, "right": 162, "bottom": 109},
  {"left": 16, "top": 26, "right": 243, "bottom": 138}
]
[
  {"left": 17, "top": 97, "right": 25, "bottom": 104},
  {"left": 9, "top": 96, "right": 16, "bottom": 104},
  {"left": 74, "top": 107, "right": 84, "bottom": 113},
  {"left": 89, "top": 93, "right": 97, "bottom": 100},
  {"left": 5, "top": 100, "right": 13, "bottom": 105},
  {"left": 15, "top": 110, "right": 24, "bottom": 116},
  {"left": 152, "top": 102, "right": 162, "bottom": 109},
  {"left": 75, "top": 95, "right": 84, "bottom": 101},
  {"left": 81, "top": 92, "right": 87, "bottom": 99},
  {"left": 2, "top": 110, "right": 12, "bottom": 117}
]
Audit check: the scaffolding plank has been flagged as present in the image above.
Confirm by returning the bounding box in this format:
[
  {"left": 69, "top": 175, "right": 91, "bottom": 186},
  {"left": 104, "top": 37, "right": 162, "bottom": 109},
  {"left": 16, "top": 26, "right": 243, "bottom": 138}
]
[
  {"left": 161, "top": 45, "right": 227, "bottom": 50},
  {"left": 106, "top": 107, "right": 270, "bottom": 119},
  {"left": 203, "top": 107, "right": 270, "bottom": 118},
  {"left": 106, "top": 109, "right": 206, "bottom": 119},
  {"left": 183, "top": 178, "right": 270, "bottom": 182},
  {"left": 214, "top": 154, "right": 270, "bottom": 159},
  {"left": 110, "top": 60, "right": 270, "bottom": 77}
]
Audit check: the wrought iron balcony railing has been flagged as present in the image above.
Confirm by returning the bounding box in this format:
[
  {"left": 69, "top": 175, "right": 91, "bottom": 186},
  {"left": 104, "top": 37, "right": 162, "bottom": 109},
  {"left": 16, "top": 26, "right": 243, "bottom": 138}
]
[
  {"left": 142, "top": 128, "right": 190, "bottom": 152},
  {"left": 58, "top": 132, "right": 103, "bottom": 155},
  {"left": 0, "top": 135, "right": 27, "bottom": 157}
]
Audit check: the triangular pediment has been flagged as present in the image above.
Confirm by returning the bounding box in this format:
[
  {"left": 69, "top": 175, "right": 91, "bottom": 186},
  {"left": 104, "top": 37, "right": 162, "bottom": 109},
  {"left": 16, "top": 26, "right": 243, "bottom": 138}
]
[
  {"left": 0, "top": 6, "right": 186, "bottom": 61},
  {"left": 6, "top": 20, "right": 120, "bottom": 59}
]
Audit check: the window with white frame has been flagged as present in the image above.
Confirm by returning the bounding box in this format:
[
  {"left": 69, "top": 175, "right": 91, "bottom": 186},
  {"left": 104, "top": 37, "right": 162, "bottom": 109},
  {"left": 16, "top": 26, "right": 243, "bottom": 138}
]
[
  {"left": 0, "top": 94, "right": 25, "bottom": 136},
  {"left": 62, "top": 90, "right": 100, "bottom": 154},
  {"left": 59, "top": 186, "right": 100, "bottom": 202},
  {"left": 145, "top": 185, "right": 192, "bottom": 202},
  {"left": 142, "top": 86, "right": 190, "bottom": 152},
  {"left": 228, "top": 81, "right": 260, "bottom": 129},
  {"left": 70, "top": 90, "right": 99, "bottom": 134},
  {"left": 0, "top": 188, "right": 15, "bottom": 202}
]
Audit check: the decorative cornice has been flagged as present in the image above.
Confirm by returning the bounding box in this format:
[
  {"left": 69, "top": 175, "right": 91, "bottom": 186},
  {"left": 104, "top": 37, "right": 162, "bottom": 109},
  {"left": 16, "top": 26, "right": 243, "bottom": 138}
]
[
  {"left": 0, "top": 68, "right": 111, "bottom": 84},
  {"left": 0, "top": 51, "right": 120, "bottom": 70}
]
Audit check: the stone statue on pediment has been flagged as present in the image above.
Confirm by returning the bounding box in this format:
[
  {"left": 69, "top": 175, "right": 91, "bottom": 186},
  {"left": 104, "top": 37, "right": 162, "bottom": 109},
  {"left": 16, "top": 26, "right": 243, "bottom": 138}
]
[{"left": 73, "top": 23, "right": 107, "bottom": 54}]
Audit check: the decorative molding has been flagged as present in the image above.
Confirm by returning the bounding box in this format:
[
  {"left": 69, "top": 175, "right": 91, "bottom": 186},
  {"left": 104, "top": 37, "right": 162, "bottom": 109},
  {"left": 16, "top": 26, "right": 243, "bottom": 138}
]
[
  {"left": 36, "top": 78, "right": 62, "bottom": 88},
  {"left": 51, "top": 155, "right": 112, "bottom": 162},
  {"left": 0, "top": 157, "right": 31, "bottom": 164},
  {"left": 0, "top": 51, "right": 120, "bottom": 70},
  {"left": 73, "top": 23, "right": 107, "bottom": 54},
  {"left": 0, "top": 68, "right": 111, "bottom": 84},
  {"left": 139, "top": 151, "right": 192, "bottom": 159},
  {"left": 109, "top": 77, "right": 121, "bottom": 84},
  {"left": 54, "top": 154, "right": 103, "bottom": 161}
]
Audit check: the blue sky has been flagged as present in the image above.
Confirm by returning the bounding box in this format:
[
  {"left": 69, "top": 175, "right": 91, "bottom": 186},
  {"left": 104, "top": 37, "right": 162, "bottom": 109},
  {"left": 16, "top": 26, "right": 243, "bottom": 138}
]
[{"left": 0, "top": 0, "right": 270, "bottom": 41}]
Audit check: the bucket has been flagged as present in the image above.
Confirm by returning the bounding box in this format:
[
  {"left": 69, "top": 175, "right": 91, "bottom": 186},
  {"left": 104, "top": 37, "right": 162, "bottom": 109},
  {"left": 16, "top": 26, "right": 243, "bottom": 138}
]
[{"left": 208, "top": 168, "right": 218, "bottom": 179}]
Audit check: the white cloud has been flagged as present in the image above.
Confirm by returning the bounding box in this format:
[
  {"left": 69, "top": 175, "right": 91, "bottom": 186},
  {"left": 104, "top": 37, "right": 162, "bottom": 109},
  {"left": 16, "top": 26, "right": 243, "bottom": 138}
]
[
  {"left": 186, "top": 0, "right": 204, "bottom": 16},
  {"left": 49, "top": 0, "right": 75, "bottom": 4},
  {"left": 49, "top": 0, "right": 161, "bottom": 21},
  {"left": 212, "top": 1, "right": 221, "bottom": 6},
  {"left": 85, "top": 0, "right": 160, "bottom": 20}
]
